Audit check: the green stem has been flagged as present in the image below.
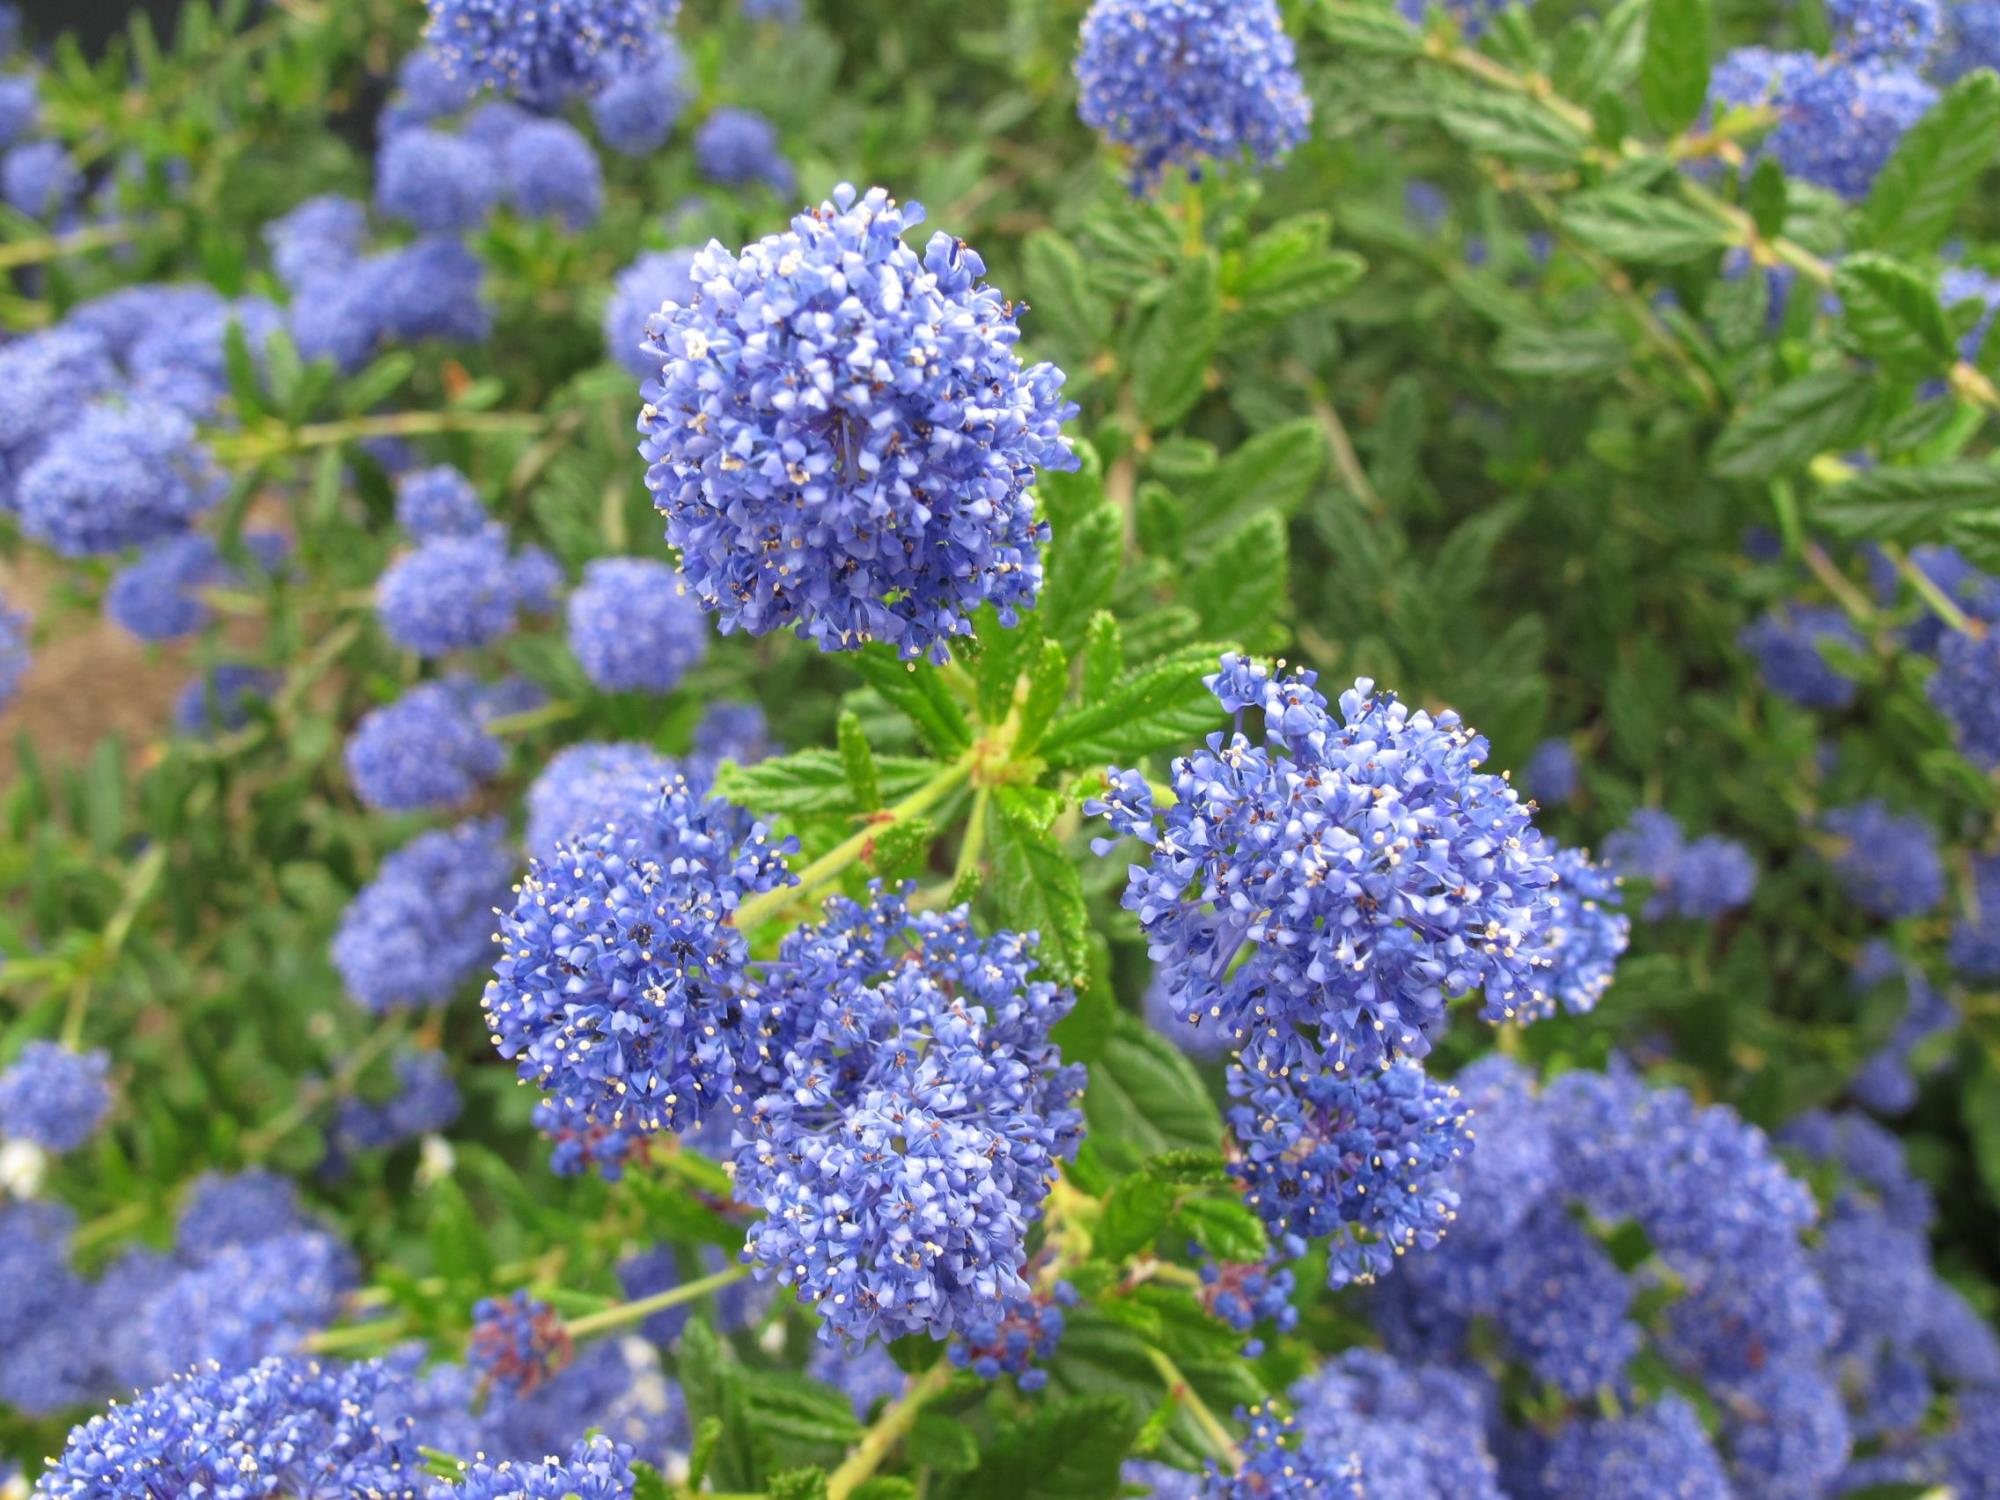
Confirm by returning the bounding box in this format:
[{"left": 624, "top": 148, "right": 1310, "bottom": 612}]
[
  {"left": 213, "top": 410, "right": 546, "bottom": 464},
  {"left": 826, "top": 1360, "right": 957, "bottom": 1500},
  {"left": 732, "top": 756, "right": 974, "bottom": 931},
  {"left": 1143, "top": 1345, "right": 1244, "bottom": 1470},
  {"left": 1801, "top": 542, "right": 1878, "bottom": 627},
  {"left": 485, "top": 700, "right": 583, "bottom": 737},
  {"left": 563, "top": 1263, "right": 751, "bottom": 1339},
  {"left": 0, "top": 217, "right": 148, "bottom": 271},
  {"left": 1890, "top": 542, "right": 1981, "bottom": 636},
  {"left": 63, "top": 843, "right": 168, "bottom": 1049}
]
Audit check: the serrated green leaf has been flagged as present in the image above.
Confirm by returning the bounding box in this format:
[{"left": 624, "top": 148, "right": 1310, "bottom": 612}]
[
  {"left": 1561, "top": 190, "right": 1733, "bottom": 264},
  {"left": 1814, "top": 462, "right": 2000, "bottom": 542},
  {"left": 1711, "top": 366, "right": 1880, "bottom": 479},
  {"left": 1838, "top": 254, "right": 1957, "bottom": 372},
  {"left": 1130, "top": 252, "right": 1221, "bottom": 427},
  {"left": 946, "top": 1395, "right": 1140, "bottom": 1500},
  {"left": 976, "top": 609, "right": 1045, "bottom": 722},
  {"left": 1180, "top": 419, "right": 1327, "bottom": 543},
  {"left": 770, "top": 1469, "right": 831, "bottom": 1500},
  {"left": 1191, "top": 512, "right": 1289, "bottom": 647},
  {"left": 1864, "top": 70, "right": 2000, "bottom": 255},
  {"left": 1017, "top": 639, "right": 1072, "bottom": 754},
  {"left": 1023, "top": 229, "right": 1112, "bottom": 353},
  {"left": 849, "top": 648, "right": 973, "bottom": 757},
  {"left": 1098, "top": 1171, "right": 1178, "bottom": 1261},
  {"left": 1041, "top": 502, "right": 1124, "bottom": 650},
  {"left": 680, "top": 1322, "right": 764, "bottom": 1490},
  {"left": 1084, "top": 1014, "right": 1224, "bottom": 1170},
  {"left": 745, "top": 1373, "right": 864, "bottom": 1448},
  {"left": 1492, "top": 326, "right": 1629, "bottom": 380},
  {"left": 1081, "top": 611, "right": 1124, "bottom": 703},
  {"left": 1438, "top": 90, "right": 1590, "bottom": 170},
  {"left": 1641, "top": 0, "right": 1711, "bottom": 132},
  {"left": 1312, "top": 0, "right": 1425, "bottom": 55},
  {"left": 1176, "top": 1197, "right": 1270, "bottom": 1263},
  {"left": 988, "top": 787, "right": 1089, "bottom": 984},
  {"left": 837, "top": 711, "right": 883, "bottom": 812},
  {"left": 715, "top": 749, "right": 945, "bottom": 818},
  {"left": 1038, "top": 645, "right": 1226, "bottom": 767}
]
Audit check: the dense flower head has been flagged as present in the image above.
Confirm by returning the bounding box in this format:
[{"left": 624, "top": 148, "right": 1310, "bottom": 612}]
[
  {"left": 1218, "top": 1398, "right": 1439, "bottom": 1499},
  {"left": 174, "top": 664, "right": 278, "bottom": 737},
  {"left": 136, "top": 1229, "right": 356, "bottom": 1382},
  {"left": 35, "top": 1356, "right": 429, "bottom": 1500},
  {"left": 291, "top": 236, "right": 492, "bottom": 372},
  {"left": 435, "top": 1436, "right": 636, "bottom": 1500},
  {"left": 128, "top": 295, "right": 287, "bottom": 420},
  {"left": 512, "top": 545, "right": 565, "bottom": 613},
  {"left": 1771, "top": 57, "right": 1938, "bottom": 200},
  {"left": 0, "top": 1042, "right": 111, "bottom": 1153},
  {"left": 693, "top": 107, "right": 794, "bottom": 192},
  {"left": 503, "top": 118, "right": 604, "bottom": 228},
  {"left": 15, "top": 401, "right": 224, "bottom": 557},
  {"left": 0, "top": 328, "right": 118, "bottom": 467},
  {"left": 1928, "top": 624, "right": 2000, "bottom": 766},
  {"left": 375, "top": 127, "right": 497, "bottom": 233},
  {"left": 525, "top": 741, "right": 679, "bottom": 856},
  {"left": 1228, "top": 1058, "right": 1471, "bottom": 1287},
  {"left": 1090, "top": 658, "right": 1559, "bottom": 1078},
  {"left": 949, "top": 1282, "right": 1076, "bottom": 1388},
  {"left": 566, "top": 556, "right": 709, "bottom": 692},
  {"left": 424, "top": 0, "right": 681, "bottom": 106},
  {"left": 3, "top": 139, "right": 77, "bottom": 219},
  {"left": 605, "top": 248, "right": 697, "bottom": 379},
  {"left": 0, "top": 1202, "right": 83, "bottom": 1369},
  {"left": 638, "top": 182, "right": 1078, "bottom": 662},
  {"left": 389, "top": 47, "right": 479, "bottom": 129},
  {"left": 378, "top": 525, "right": 533, "bottom": 657},
  {"left": 1537, "top": 846, "right": 1630, "bottom": 1016},
  {"left": 1289, "top": 1350, "right": 1505, "bottom": 1500},
  {"left": 1536, "top": 1395, "right": 1732, "bottom": 1500},
  {"left": 470, "top": 1291, "right": 575, "bottom": 1396},
  {"left": 332, "top": 816, "right": 516, "bottom": 1011},
  {"left": 1918, "top": 1278, "right": 2000, "bottom": 1386},
  {"left": 1523, "top": 736, "right": 1578, "bottom": 804},
  {"left": 1784, "top": 1106, "right": 1936, "bottom": 1230},
  {"left": 1936, "top": 0, "right": 2000, "bottom": 79},
  {"left": 733, "top": 889, "right": 1085, "bottom": 1345},
  {"left": 1950, "top": 853, "right": 2000, "bottom": 977},
  {"left": 692, "top": 699, "right": 772, "bottom": 766},
  {"left": 1075, "top": 0, "right": 1313, "bottom": 192},
  {"left": 332, "top": 1049, "right": 464, "bottom": 1156},
  {"left": 395, "top": 464, "right": 487, "bottom": 540},
  {"left": 1828, "top": 0, "right": 1945, "bottom": 59},
  {"left": 1740, "top": 603, "right": 1864, "bottom": 708},
  {"left": 1603, "top": 809, "right": 1757, "bottom": 920},
  {"left": 175, "top": 1168, "right": 308, "bottom": 1260},
  {"left": 590, "top": 41, "right": 688, "bottom": 154},
  {"left": 1196, "top": 1254, "right": 1299, "bottom": 1342},
  {"left": 477, "top": 1341, "right": 687, "bottom": 1472},
  {"left": 486, "top": 777, "right": 795, "bottom": 1149},
  {"left": 107, "top": 530, "right": 285, "bottom": 642},
  {"left": 1816, "top": 1199, "right": 1934, "bottom": 1359},
  {"left": 1822, "top": 801, "right": 1946, "bottom": 918},
  {"left": 1143, "top": 968, "right": 1232, "bottom": 1058},
  {"left": 344, "top": 676, "right": 515, "bottom": 811},
  {"left": 809, "top": 1339, "right": 906, "bottom": 1417},
  {"left": 0, "top": 592, "right": 26, "bottom": 709},
  {"left": 1490, "top": 1205, "right": 1642, "bottom": 1395},
  {"left": 0, "top": 72, "right": 36, "bottom": 148}
]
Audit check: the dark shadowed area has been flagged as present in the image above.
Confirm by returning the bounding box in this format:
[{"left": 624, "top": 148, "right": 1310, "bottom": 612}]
[{"left": 20, "top": 0, "right": 183, "bottom": 53}]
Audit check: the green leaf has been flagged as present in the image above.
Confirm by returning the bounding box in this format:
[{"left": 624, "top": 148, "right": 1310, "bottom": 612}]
[
  {"left": 837, "top": 711, "right": 883, "bottom": 812},
  {"left": 1040, "top": 503, "right": 1124, "bottom": 651},
  {"left": 1711, "top": 367, "right": 1880, "bottom": 479},
  {"left": 680, "top": 1322, "right": 764, "bottom": 1490},
  {"left": 909, "top": 1412, "right": 981, "bottom": 1474},
  {"left": 850, "top": 1483, "right": 918, "bottom": 1500},
  {"left": 1641, "top": 0, "right": 1711, "bottom": 133},
  {"left": 1180, "top": 419, "right": 1327, "bottom": 543},
  {"left": 848, "top": 648, "right": 973, "bottom": 757},
  {"left": 1492, "top": 327, "right": 1629, "bottom": 380},
  {"left": 987, "top": 787, "right": 1089, "bottom": 984},
  {"left": 1864, "top": 70, "right": 2000, "bottom": 255},
  {"left": 1022, "top": 230, "right": 1112, "bottom": 353},
  {"left": 1191, "top": 512, "right": 1289, "bottom": 647},
  {"left": 1038, "top": 645, "right": 1227, "bottom": 767},
  {"left": 714, "top": 749, "right": 945, "bottom": 818},
  {"left": 770, "top": 1469, "right": 831, "bottom": 1500},
  {"left": 1837, "top": 254, "right": 1956, "bottom": 372},
  {"left": 1965, "top": 1048, "right": 2000, "bottom": 1211},
  {"left": 1081, "top": 611, "right": 1124, "bottom": 703},
  {"left": 1437, "top": 90, "right": 1590, "bottom": 170},
  {"left": 1017, "top": 638, "right": 1072, "bottom": 754},
  {"left": 1814, "top": 463, "right": 2000, "bottom": 542},
  {"left": 1311, "top": 0, "right": 1426, "bottom": 55},
  {"left": 744, "top": 1373, "right": 864, "bottom": 1447},
  {"left": 1561, "top": 190, "right": 1733, "bottom": 264},
  {"left": 946, "top": 1395, "right": 1140, "bottom": 1500},
  {"left": 1140, "top": 1148, "right": 1232, "bottom": 1185},
  {"left": 1084, "top": 1013, "right": 1224, "bottom": 1170},
  {"left": 1226, "top": 250, "right": 1367, "bottom": 344},
  {"left": 975, "top": 609, "right": 1045, "bottom": 721},
  {"left": 1746, "top": 156, "right": 1788, "bottom": 239},
  {"left": 1098, "top": 1171, "right": 1178, "bottom": 1261},
  {"left": 1176, "top": 1197, "right": 1270, "bottom": 1263},
  {"left": 1130, "top": 252, "right": 1222, "bottom": 427}
]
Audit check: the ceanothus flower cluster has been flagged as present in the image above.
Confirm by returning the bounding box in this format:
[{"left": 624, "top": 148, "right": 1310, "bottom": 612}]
[
  {"left": 438, "top": 1437, "right": 637, "bottom": 1500},
  {"left": 566, "top": 556, "right": 708, "bottom": 693},
  {"left": 332, "top": 816, "right": 516, "bottom": 1011},
  {"left": 395, "top": 463, "right": 487, "bottom": 539},
  {"left": 0, "top": 1043, "right": 111, "bottom": 1153},
  {"left": 106, "top": 530, "right": 287, "bottom": 642},
  {"left": 424, "top": 0, "right": 681, "bottom": 107},
  {"left": 604, "top": 248, "right": 696, "bottom": 379},
  {"left": 378, "top": 524, "right": 550, "bottom": 658},
  {"left": 525, "top": 741, "right": 678, "bottom": 856},
  {"left": 344, "top": 675, "right": 528, "bottom": 811},
  {"left": 0, "top": 592, "right": 26, "bottom": 710},
  {"left": 693, "top": 108, "right": 794, "bottom": 193},
  {"left": 13, "top": 401, "right": 224, "bottom": 557},
  {"left": 1602, "top": 808, "right": 1757, "bottom": 920},
  {"left": 589, "top": 40, "right": 687, "bottom": 154},
  {"left": 1821, "top": 800, "right": 1945, "bottom": 918},
  {"left": 638, "top": 183, "right": 1078, "bottom": 663},
  {"left": 732, "top": 888, "right": 1086, "bottom": 1346},
  {"left": 1539, "top": 846, "right": 1630, "bottom": 1016},
  {"left": 485, "top": 778, "right": 796, "bottom": 1153},
  {"left": 1739, "top": 604, "right": 1864, "bottom": 709},
  {"left": 1090, "top": 656, "right": 1560, "bottom": 1079},
  {"left": 1074, "top": 0, "right": 1313, "bottom": 192},
  {"left": 470, "top": 1290, "right": 574, "bottom": 1396}
]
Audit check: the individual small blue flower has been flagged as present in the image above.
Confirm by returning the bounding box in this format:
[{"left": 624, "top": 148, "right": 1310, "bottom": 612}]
[
  {"left": 265, "top": 193, "right": 369, "bottom": 291},
  {"left": 1829, "top": 0, "right": 1945, "bottom": 60},
  {"left": 640, "top": 184, "right": 1077, "bottom": 661},
  {"left": 14, "top": 401, "right": 223, "bottom": 557},
  {"left": 1075, "top": 0, "right": 1313, "bottom": 192},
  {"left": 808, "top": 1339, "right": 906, "bottom": 1418},
  {"left": 173, "top": 664, "right": 278, "bottom": 737},
  {"left": 39, "top": 1356, "right": 430, "bottom": 1500},
  {"left": 589, "top": 41, "right": 688, "bottom": 155},
  {"left": 378, "top": 526, "right": 526, "bottom": 658},
  {"left": 1740, "top": 603, "right": 1864, "bottom": 709},
  {"left": 693, "top": 107, "right": 794, "bottom": 192},
  {"left": 332, "top": 816, "right": 515, "bottom": 1011},
  {"left": 0, "top": 73, "right": 37, "bottom": 148},
  {"left": 424, "top": 0, "right": 681, "bottom": 106},
  {"left": 331, "top": 1049, "right": 464, "bottom": 1155},
  {"left": 486, "top": 778, "right": 795, "bottom": 1145},
  {"left": 948, "top": 1283, "right": 1076, "bottom": 1389},
  {"left": 524, "top": 741, "right": 677, "bottom": 855},
  {"left": 3, "top": 139, "right": 77, "bottom": 219},
  {"left": 470, "top": 1290, "right": 574, "bottom": 1396},
  {"left": 0, "top": 1042, "right": 111, "bottom": 1153},
  {"left": 375, "top": 127, "right": 498, "bottom": 233},
  {"left": 344, "top": 678, "right": 509, "bottom": 811},
  {"left": 1537, "top": 1395, "right": 1733, "bottom": 1500},
  {"left": 502, "top": 118, "right": 604, "bottom": 228},
  {"left": 107, "top": 531, "right": 284, "bottom": 642},
  {"left": 1821, "top": 801, "right": 1945, "bottom": 918},
  {"left": 435, "top": 1436, "right": 637, "bottom": 1500},
  {"left": 604, "top": 248, "right": 696, "bottom": 379},
  {"left": 136, "top": 1229, "right": 356, "bottom": 1382},
  {"left": 1091, "top": 659, "right": 1558, "bottom": 1077},
  {"left": 1228, "top": 1057, "right": 1471, "bottom": 1288},
  {"left": 396, "top": 464, "right": 488, "bottom": 539},
  {"left": 566, "top": 556, "right": 709, "bottom": 693},
  {"left": 734, "top": 890, "right": 1085, "bottom": 1346},
  {"left": 1523, "top": 736, "right": 1578, "bottom": 804},
  {"left": 1935, "top": 0, "right": 2000, "bottom": 79},
  {"left": 0, "top": 593, "right": 27, "bottom": 710}
]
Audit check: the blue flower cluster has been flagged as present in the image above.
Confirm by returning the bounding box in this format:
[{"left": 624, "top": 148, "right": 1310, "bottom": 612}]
[
  {"left": 332, "top": 816, "right": 516, "bottom": 1011},
  {"left": 379, "top": 524, "right": 555, "bottom": 658},
  {"left": 331, "top": 1049, "right": 464, "bottom": 1157},
  {"left": 396, "top": 463, "right": 488, "bottom": 539},
  {"left": 107, "top": 531, "right": 287, "bottom": 642},
  {"left": 1523, "top": 735, "right": 1578, "bottom": 804},
  {"left": 1602, "top": 807, "right": 1758, "bottom": 919},
  {"left": 173, "top": 664, "right": 278, "bottom": 737},
  {"left": 1739, "top": 604, "right": 1864, "bottom": 709},
  {"left": 605, "top": 248, "right": 696, "bottom": 378},
  {"left": 948, "top": 1282, "right": 1077, "bottom": 1388},
  {"left": 1196, "top": 1252, "right": 1300, "bottom": 1348},
  {"left": 733, "top": 889, "right": 1086, "bottom": 1345},
  {"left": 1540, "top": 847, "right": 1631, "bottom": 1016},
  {"left": 444, "top": 1437, "right": 637, "bottom": 1500},
  {"left": 0, "top": 1042, "right": 111, "bottom": 1153},
  {"left": 504, "top": 119, "right": 606, "bottom": 228},
  {"left": 1821, "top": 800, "right": 1945, "bottom": 918},
  {"left": 471, "top": 1290, "right": 575, "bottom": 1395},
  {"left": 13, "top": 401, "right": 224, "bottom": 558},
  {"left": 566, "top": 556, "right": 708, "bottom": 692},
  {"left": 1849, "top": 940, "right": 1957, "bottom": 1113},
  {"left": 0, "top": 593, "right": 26, "bottom": 710},
  {"left": 1074, "top": 0, "right": 1313, "bottom": 191},
  {"left": 525, "top": 741, "right": 677, "bottom": 855},
  {"left": 808, "top": 1339, "right": 907, "bottom": 1417},
  {"left": 639, "top": 183, "right": 1078, "bottom": 663},
  {"left": 1937, "top": 0, "right": 2000, "bottom": 78},
  {"left": 486, "top": 778, "right": 795, "bottom": 1157},
  {"left": 344, "top": 675, "right": 528, "bottom": 811},
  {"left": 693, "top": 108, "right": 794, "bottom": 193},
  {"left": 424, "top": 0, "right": 681, "bottom": 106},
  {"left": 589, "top": 41, "right": 687, "bottom": 154}
]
